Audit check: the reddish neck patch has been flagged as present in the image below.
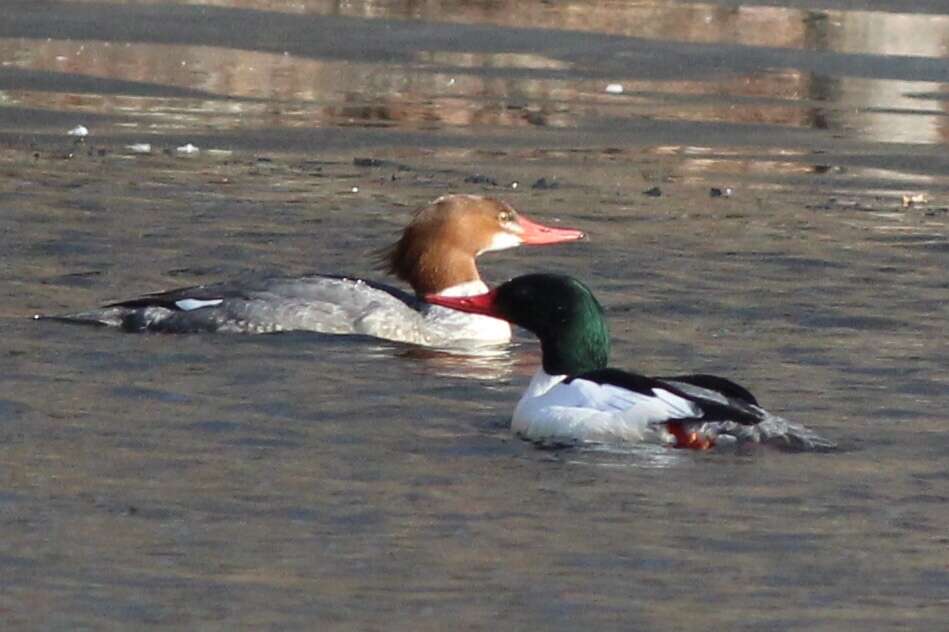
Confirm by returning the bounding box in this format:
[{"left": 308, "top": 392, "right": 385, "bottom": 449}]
[{"left": 425, "top": 289, "right": 504, "bottom": 320}]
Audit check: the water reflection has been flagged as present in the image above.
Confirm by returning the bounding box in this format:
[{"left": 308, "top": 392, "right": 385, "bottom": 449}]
[
  {"left": 395, "top": 343, "right": 538, "bottom": 382},
  {"left": 1, "top": 0, "right": 947, "bottom": 186},
  {"left": 807, "top": 9, "right": 949, "bottom": 144},
  {"left": 72, "top": 1, "right": 949, "bottom": 58},
  {"left": 564, "top": 443, "right": 693, "bottom": 470}
]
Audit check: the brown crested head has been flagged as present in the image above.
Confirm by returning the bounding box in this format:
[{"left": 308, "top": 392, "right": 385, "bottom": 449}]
[{"left": 375, "top": 195, "right": 524, "bottom": 297}]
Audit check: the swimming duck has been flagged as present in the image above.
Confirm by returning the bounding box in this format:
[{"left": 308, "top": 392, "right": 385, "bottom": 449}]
[
  {"left": 43, "top": 195, "right": 584, "bottom": 346},
  {"left": 428, "top": 273, "right": 836, "bottom": 450}
]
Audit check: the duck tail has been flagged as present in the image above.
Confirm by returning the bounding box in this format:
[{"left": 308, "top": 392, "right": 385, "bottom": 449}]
[
  {"left": 705, "top": 410, "right": 837, "bottom": 452},
  {"left": 33, "top": 307, "right": 129, "bottom": 328}
]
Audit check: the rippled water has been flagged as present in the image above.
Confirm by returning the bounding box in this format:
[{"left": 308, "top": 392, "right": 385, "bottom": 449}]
[{"left": 1, "top": 0, "right": 947, "bottom": 628}]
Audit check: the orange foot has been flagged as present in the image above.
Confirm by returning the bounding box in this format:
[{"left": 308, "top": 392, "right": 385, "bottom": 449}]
[{"left": 666, "top": 422, "right": 715, "bottom": 450}]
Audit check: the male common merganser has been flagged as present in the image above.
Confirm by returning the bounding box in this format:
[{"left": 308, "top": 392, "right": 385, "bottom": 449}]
[
  {"left": 428, "top": 273, "right": 836, "bottom": 450},
  {"left": 45, "top": 195, "right": 584, "bottom": 346}
]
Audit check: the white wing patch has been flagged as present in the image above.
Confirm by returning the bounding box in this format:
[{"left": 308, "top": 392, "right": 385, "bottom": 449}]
[
  {"left": 565, "top": 380, "right": 701, "bottom": 420},
  {"left": 651, "top": 388, "right": 702, "bottom": 419},
  {"left": 175, "top": 298, "right": 224, "bottom": 311}
]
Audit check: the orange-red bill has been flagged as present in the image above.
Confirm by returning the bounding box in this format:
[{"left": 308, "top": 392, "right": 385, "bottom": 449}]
[{"left": 516, "top": 214, "right": 585, "bottom": 245}]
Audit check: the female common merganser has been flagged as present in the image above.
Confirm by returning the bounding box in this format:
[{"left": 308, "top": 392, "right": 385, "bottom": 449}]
[
  {"left": 428, "top": 273, "right": 836, "bottom": 450},
  {"left": 46, "top": 195, "right": 584, "bottom": 346}
]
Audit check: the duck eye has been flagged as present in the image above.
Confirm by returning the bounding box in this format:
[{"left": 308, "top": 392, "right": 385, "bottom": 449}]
[{"left": 498, "top": 210, "right": 515, "bottom": 224}]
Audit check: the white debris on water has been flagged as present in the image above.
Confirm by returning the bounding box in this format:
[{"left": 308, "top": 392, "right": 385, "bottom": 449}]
[
  {"left": 176, "top": 143, "right": 200, "bottom": 154},
  {"left": 710, "top": 187, "right": 735, "bottom": 198},
  {"left": 67, "top": 125, "right": 89, "bottom": 137},
  {"left": 605, "top": 83, "right": 624, "bottom": 94},
  {"left": 126, "top": 143, "right": 152, "bottom": 154},
  {"left": 351, "top": 186, "right": 360, "bottom": 193}
]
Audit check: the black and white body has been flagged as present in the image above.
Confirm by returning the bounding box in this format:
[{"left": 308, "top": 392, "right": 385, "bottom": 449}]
[{"left": 428, "top": 274, "right": 836, "bottom": 450}]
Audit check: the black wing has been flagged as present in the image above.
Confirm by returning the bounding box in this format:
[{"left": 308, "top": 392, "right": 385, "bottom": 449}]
[
  {"left": 106, "top": 282, "right": 244, "bottom": 310},
  {"left": 658, "top": 374, "right": 759, "bottom": 405},
  {"left": 655, "top": 374, "right": 764, "bottom": 425},
  {"left": 568, "top": 368, "right": 672, "bottom": 396},
  {"left": 571, "top": 368, "right": 765, "bottom": 426},
  {"left": 106, "top": 273, "right": 422, "bottom": 311}
]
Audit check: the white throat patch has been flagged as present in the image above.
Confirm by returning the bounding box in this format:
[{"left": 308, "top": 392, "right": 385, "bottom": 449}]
[
  {"left": 478, "top": 231, "right": 522, "bottom": 254},
  {"left": 437, "top": 280, "right": 490, "bottom": 297}
]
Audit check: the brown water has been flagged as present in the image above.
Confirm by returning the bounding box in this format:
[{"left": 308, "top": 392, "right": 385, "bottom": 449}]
[{"left": 2, "top": 0, "right": 948, "bottom": 629}]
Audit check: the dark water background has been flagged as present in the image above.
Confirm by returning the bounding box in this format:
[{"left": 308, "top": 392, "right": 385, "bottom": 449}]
[{"left": 1, "top": 1, "right": 947, "bottom": 628}]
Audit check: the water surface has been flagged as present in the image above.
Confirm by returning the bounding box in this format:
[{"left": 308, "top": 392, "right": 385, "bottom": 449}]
[{"left": 1, "top": 1, "right": 947, "bottom": 629}]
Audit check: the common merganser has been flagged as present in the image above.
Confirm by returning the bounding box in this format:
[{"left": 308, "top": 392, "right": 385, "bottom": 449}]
[
  {"left": 428, "top": 273, "right": 836, "bottom": 450},
  {"left": 44, "top": 195, "right": 584, "bottom": 346}
]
